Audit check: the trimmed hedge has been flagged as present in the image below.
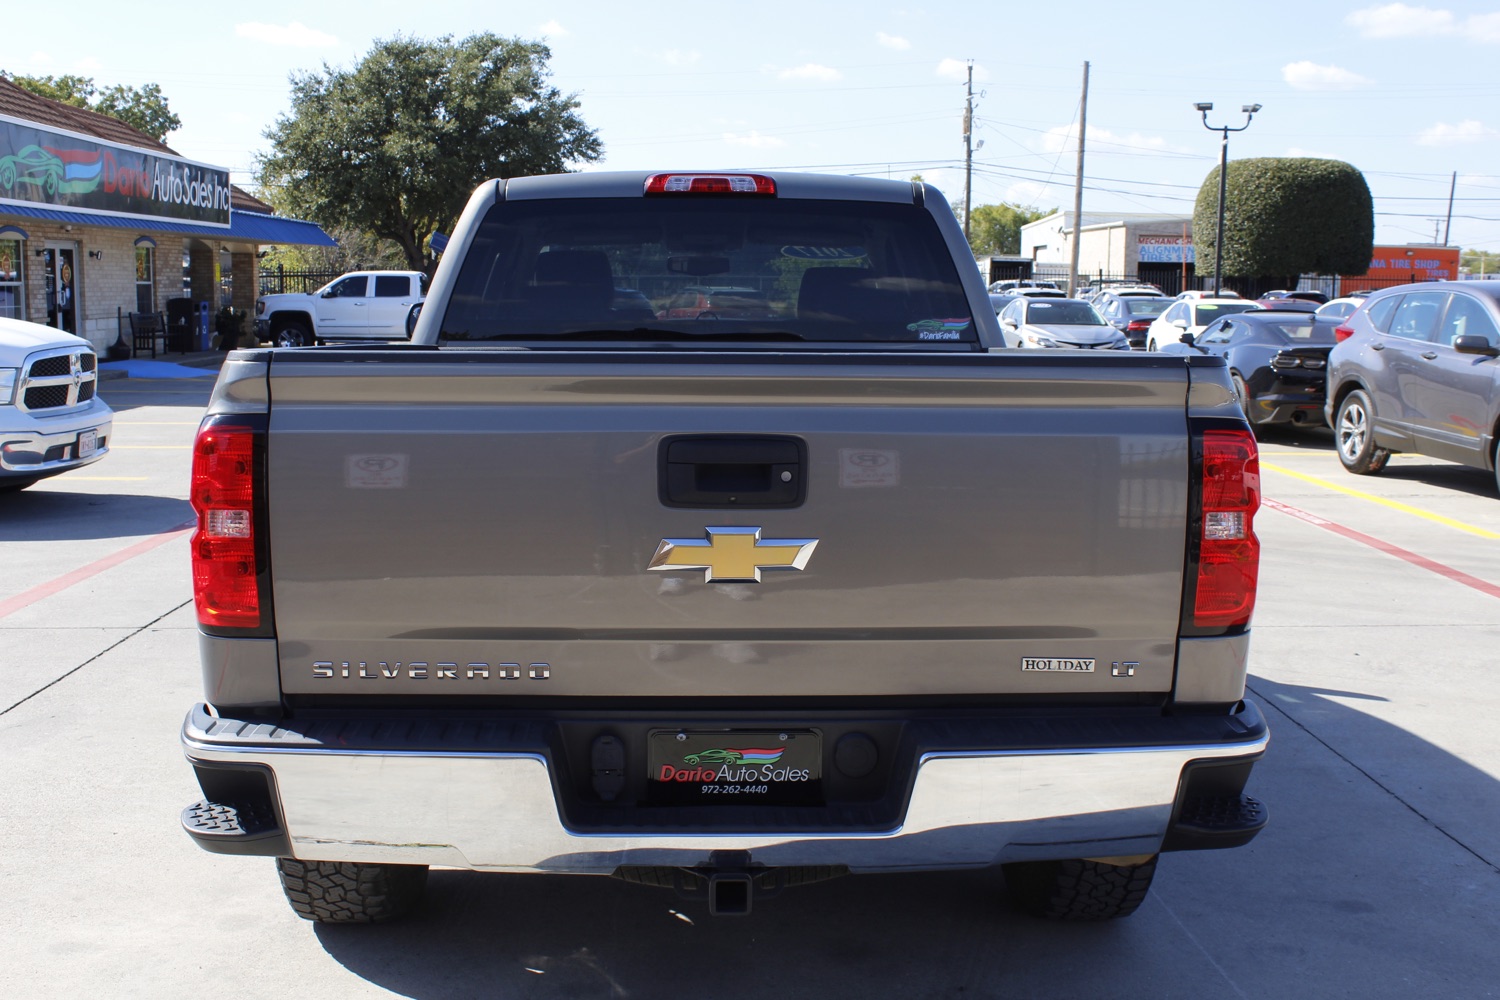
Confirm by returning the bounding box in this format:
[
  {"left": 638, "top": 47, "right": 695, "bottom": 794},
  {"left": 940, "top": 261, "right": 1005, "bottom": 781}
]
[{"left": 1193, "top": 158, "right": 1374, "bottom": 279}]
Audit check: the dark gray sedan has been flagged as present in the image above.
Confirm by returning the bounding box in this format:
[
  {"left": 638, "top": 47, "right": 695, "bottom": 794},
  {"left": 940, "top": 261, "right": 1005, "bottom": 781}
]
[{"left": 1325, "top": 280, "right": 1500, "bottom": 493}]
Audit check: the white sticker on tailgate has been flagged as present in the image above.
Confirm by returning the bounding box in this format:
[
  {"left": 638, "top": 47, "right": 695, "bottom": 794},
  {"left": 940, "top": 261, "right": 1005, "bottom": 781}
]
[{"left": 1021, "top": 658, "right": 1096, "bottom": 672}]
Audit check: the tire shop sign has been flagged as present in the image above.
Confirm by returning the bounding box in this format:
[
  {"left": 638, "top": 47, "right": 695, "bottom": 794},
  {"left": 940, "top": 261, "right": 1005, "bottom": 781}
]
[{"left": 0, "top": 114, "right": 230, "bottom": 227}]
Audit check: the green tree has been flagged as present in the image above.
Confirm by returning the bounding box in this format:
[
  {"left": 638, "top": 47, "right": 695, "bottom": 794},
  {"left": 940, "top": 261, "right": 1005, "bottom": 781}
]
[
  {"left": 4, "top": 73, "right": 181, "bottom": 141},
  {"left": 967, "top": 202, "right": 1054, "bottom": 256},
  {"left": 258, "top": 33, "right": 603, "bottom": 273},
  {"left": 94, "top": 83, "right": 181, "bottom": 142},
  {"left": 1461, "top": 249, "right": 1500, "bottom": 277},
  {"left": 1193, "top": 158, "right": 1373, "bottom": 288}
]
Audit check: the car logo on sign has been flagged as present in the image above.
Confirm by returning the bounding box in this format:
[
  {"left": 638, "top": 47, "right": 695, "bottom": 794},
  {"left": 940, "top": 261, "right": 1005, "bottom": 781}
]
[{"left": 648, "top": 527, "right": 818, "bottom": 582}]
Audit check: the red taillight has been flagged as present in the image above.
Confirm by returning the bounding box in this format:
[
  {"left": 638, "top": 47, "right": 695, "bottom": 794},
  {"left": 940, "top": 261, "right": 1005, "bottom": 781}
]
[
  {"left": 1334, "top": 324, "right": 1354, "bottom": 342},
  {"left": 191, "top": 424, "right": 260, "bottom": 628},
  {"left": 1194, "top": 429, "right": 1260, "bottom": 628},
  {"left": 1126, "top": 320, "right": 1151, "bottom": 331},
  {"left": 644, "top": 173, "right": 777, "bottom": 196}
]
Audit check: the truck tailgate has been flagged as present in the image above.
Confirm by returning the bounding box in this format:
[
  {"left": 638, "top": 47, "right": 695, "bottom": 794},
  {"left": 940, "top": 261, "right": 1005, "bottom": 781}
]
[{"left": 265, "top": 352, "right": 1191, "bottom": 699}]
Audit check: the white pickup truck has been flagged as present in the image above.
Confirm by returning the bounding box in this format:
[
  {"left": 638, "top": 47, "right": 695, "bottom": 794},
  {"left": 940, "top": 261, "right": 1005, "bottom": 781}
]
[
  {"left": 0, "top": 317, "right": 111, "bottom": 491},
  {"left": 254, "top": 270, "right": 428, "bottom": 347}
]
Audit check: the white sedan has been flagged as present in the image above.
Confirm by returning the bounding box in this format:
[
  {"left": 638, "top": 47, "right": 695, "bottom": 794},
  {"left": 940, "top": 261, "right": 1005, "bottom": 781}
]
[
  {"left": 997, "top": 297, "right": 1130, "bottom": 350},
  {"left": 1145, "top": 298, "right": 1258, "bottom": 350}
]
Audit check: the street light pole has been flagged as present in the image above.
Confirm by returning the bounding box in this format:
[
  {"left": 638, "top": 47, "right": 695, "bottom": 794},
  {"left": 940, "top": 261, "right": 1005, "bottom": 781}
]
[{"left": 1195, "top": 102, "right": 1260, "bottom": 296}]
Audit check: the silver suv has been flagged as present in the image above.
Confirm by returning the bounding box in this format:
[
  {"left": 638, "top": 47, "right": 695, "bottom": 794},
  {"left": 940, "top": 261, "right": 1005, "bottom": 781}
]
[{"left": 1325, "top": 281, "right": 1500, "bottom": 493}]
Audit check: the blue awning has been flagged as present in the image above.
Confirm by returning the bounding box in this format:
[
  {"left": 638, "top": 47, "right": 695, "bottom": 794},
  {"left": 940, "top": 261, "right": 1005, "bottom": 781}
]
[{"left": 0, "top": 203, "right": 336, "bottom": 246}]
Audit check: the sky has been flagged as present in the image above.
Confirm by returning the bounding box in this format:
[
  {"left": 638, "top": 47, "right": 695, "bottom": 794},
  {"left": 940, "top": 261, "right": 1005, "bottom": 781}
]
[{"left": 8, "top": 1, "right": 1500, "bottom": 255}]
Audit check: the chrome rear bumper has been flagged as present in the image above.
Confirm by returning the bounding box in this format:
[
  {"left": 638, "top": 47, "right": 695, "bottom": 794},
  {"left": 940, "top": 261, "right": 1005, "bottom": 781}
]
[{"left": 182, "top": 703, "right": 1267, "bottom": 873}]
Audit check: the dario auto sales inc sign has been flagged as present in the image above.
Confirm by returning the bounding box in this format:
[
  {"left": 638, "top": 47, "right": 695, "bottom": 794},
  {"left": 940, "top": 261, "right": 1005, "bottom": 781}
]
[{"left": 0, "top": 114, "right": 230, "bottom": 227}]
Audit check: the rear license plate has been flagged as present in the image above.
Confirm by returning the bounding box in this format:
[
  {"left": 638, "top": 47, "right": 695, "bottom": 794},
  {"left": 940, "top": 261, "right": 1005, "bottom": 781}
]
[
  {"left": 76, "top": 430, "right": 98, "bottom": 459},
  {"left": 648, "top": 729, "right": 822, "bottom": 805}
]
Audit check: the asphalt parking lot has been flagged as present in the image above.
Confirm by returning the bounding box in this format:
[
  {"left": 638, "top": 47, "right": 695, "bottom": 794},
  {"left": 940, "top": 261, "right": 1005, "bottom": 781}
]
[{"left": 1, "top": 372, "right": 1497, "bottom": 999}]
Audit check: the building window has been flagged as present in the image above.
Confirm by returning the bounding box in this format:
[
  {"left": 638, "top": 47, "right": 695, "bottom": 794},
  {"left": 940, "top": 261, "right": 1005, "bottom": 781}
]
[
  {"left": 0, "top": 238, "right": 22, "bottom": 320},
  {"left": 135, "top": 245, "right": 155, "bottom": 313}
]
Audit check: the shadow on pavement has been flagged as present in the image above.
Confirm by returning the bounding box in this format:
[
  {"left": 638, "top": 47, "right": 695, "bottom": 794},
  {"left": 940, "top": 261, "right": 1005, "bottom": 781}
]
[
  {"left": 0, "top": 490, "right": 191, "bottom": 541},
  {"left": 303, "top": 677, "right": 1500, "bottom": 999},
  {"left": 312, "top": 866, "right": 1135, "bottom": 1000}
]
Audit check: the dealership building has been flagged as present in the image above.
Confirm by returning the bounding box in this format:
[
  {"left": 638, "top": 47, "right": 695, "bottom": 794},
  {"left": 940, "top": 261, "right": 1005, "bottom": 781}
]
[{"left": 0, "top": 77, "right": 332, "bottom": 352}]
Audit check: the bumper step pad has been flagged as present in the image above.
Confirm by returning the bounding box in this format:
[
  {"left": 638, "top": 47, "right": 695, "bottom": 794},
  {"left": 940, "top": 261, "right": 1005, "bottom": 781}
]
[
  {"left": 181, "top": 800, "right": 291, "bottom": 857},
  {"left": 1164, "top": 793, "right": 1267, "bottom": 852}
]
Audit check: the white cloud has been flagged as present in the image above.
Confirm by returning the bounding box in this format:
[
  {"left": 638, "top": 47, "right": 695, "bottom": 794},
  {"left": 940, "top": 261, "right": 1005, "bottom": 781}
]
[
  {"left": 658, "top": 49, "right": 701, "bottom": 67},
  {"left": 877, "top": 32, "right": 911, "bottom": 50},
  {"left": 1345, "top": 3, "right": 1455, "bottom": 38},
  {"left": 778, "top": 63, "right": 842, "bottom": 81},
  {"left": 235, "top": 21, "right": 339, "bottom": 48},
  {"left": 1347, "top": 5, "right": 1500, "bottom": 42},
  {"left": 1282, "top": 61, "right": 1373, "bottom": 90},
  {"left": 537, "top": 20, "right": 569, "bottom": 37},
  {"left": 723, "top": 131, "right": 788, "bottom": 149},
  {"left": 936, "top": 59, "right": 988, "bottom": 82},
  {"left": 1285, "top": 147, "right": 1341, "bottom": 159},
  {"left": 1417, "top": 120, "right": 1495, "bottom": 145},
  {"left": 1041, "top": 124, "right": 1178, "bottom": 155},
  {"left": 1465, "top": 11, "right": 1500, "bottom": 41}
]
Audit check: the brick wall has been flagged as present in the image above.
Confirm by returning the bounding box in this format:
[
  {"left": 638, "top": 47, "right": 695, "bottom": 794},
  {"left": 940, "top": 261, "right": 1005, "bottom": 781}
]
[{"left": 5, "top": 219, "right": 190, "bottom": 352}]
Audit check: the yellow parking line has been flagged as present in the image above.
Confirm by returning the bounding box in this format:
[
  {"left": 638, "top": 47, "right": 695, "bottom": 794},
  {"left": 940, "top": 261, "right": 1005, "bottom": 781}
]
[{"left": 1261, "top": 461, "right": 1500, "bottom": 539}]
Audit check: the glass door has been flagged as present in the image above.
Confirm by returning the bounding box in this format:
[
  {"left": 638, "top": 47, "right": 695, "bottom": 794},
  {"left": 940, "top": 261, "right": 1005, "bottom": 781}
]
[{"left": 43, "top": 244, "right": 79, "bottom": 333}]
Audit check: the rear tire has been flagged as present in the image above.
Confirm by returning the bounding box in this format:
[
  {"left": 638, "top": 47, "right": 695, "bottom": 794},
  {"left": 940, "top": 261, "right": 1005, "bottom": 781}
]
[
  {"left": 1003, "top": 855, "right": 1158, "bottom": 921},
  {"left": 275, "top": 858, "right": 428, "bottom": 923},
  {"left": 1231, "top": 373, "right": 1255, "bottom": 424},
  {"left": 1335, "top": 389, "right": 1391, "bottom": 475}
]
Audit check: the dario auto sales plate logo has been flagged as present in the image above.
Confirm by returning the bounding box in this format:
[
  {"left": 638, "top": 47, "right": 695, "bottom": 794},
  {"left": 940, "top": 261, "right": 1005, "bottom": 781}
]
[{"left": 650, "top": 733, "right": 820, "bottom": 786}]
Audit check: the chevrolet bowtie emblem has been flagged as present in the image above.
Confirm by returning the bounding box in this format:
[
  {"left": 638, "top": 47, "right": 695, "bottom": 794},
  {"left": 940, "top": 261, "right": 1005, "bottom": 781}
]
[{"left": 648, "top": 527, "right": 818, "bottom": 583}]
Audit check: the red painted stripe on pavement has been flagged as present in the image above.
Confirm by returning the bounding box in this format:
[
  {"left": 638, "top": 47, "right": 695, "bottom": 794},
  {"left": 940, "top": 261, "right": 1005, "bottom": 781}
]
[
  {"left": 0, "top": 521, "right": 194, "bottom": 620},
  {"left": 1262, "top": 498, "right": 1500, "bottom": 600}
]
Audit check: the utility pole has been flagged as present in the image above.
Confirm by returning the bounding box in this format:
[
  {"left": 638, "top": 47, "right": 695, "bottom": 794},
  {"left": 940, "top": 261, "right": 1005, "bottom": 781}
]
[
  {"left": 1067, "top": 61, "right": 1089, "bottom": 297},
  {"left": 1443, "top": 170, "right": 1456, "bottom": 245},
  {"left": 963, "top": 62, "right": 974, "bottom": 243}
]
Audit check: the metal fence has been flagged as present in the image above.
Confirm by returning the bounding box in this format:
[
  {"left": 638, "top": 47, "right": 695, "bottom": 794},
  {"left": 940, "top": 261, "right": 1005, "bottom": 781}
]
[
  {"left": 258, "top": 266, "right": 345, "bottom": 296},
  {"left": 1029, "top": 265, "right": 1470, "bottom": 300}
]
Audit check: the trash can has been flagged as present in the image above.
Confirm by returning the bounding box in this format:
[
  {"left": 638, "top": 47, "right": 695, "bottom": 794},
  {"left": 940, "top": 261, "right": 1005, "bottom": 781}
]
[
  {"left": 195, "top": 301, "right": 212, "bottom": 351},
  {"left": 165, "top": 298, "right": 194, "bottom": 353}
]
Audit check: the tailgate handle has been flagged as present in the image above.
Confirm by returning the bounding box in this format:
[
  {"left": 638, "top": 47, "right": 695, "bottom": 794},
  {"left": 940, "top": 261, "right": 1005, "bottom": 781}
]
[{"left": 660, "top": 436, "right": 806, "bottom": 508}]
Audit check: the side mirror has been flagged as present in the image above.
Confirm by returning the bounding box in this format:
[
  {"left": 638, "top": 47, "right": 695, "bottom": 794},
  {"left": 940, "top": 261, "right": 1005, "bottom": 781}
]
[
  {"left": 1454, "top": 334, "right": 1500, "bottom": 357},
  {"left": 1171, "top": 318, "right": 1188, "bottom": 329},
  {"left": 1180, "top": 332, "right": 1196, "bottom": 347}
]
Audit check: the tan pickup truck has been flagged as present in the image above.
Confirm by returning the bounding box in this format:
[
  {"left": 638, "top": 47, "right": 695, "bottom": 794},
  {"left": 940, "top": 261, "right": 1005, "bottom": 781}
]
[{"left": 181, "top": 171, "right": 1268, "bottom": 922}]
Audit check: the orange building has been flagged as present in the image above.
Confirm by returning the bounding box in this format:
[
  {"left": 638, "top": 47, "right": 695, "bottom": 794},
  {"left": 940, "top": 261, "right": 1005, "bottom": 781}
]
[{"left": 1340, "top": 245, "right": 1461, "bottom": 294}]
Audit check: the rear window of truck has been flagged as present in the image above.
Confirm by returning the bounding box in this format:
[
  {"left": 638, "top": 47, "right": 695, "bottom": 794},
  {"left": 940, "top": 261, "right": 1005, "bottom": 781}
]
[{"left": 438, "top": 198, "right": 975, "bottom": 346}]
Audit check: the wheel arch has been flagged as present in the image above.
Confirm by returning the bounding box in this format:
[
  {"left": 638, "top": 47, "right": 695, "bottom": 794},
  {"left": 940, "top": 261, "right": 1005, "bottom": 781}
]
[{"left": 268, "top": 311, "right": 313, "bottom": 335}]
